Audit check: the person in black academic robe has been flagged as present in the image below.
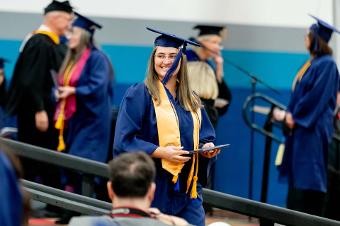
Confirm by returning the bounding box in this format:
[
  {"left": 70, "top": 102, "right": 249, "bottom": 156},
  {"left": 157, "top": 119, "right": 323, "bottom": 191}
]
[
  {"left": 187, "top": 25, "right": 232, "bottom": 126},
  {"left": 186, "top": 26, "right": 231, "bottom": 207},
  {"left": 5, "top": 1, "right": 73, "bottom": 186}
]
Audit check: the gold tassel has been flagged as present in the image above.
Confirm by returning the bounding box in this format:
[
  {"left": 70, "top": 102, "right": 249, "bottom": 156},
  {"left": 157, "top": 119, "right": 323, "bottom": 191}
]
[
  {"left": 55, "top": 103, "right": 66, "bottom": 151},
  {"left": 55, "top": 113, "right": 63, "bottom": 129},
  {"left": 55, "top": 62, "right": 73, "bottom": 152},
  {"left": 57, "top": 134, "right": 65, "bottom": 151},
  {"left": 186, "top": 154, "right": 196, "bottom": 193},
  {"left": 190, "top": 175, "right": 198, "bottom": 198},
  {"left": 190, "top": 153, "right": 199, "bottom": 198},
  {"left": 56, "top": 115, "right": 66, "bottom": 152}
]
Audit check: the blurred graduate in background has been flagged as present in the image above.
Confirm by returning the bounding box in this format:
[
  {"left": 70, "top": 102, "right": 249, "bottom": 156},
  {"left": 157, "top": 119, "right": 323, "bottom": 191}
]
[{"left": 274, "top": 15, "right": 340, "bottom": 216}]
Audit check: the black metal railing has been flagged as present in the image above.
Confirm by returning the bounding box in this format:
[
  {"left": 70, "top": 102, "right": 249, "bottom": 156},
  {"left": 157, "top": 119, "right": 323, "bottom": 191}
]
[
  {"left": 22, "top": 180, "right": 111, "bottom": 215},
  {"left": 1, "top": 137, "right": 340, "bottom": 226}
]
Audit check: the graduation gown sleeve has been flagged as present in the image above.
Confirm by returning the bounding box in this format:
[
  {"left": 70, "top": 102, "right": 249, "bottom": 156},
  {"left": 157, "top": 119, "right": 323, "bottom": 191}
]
[
  {"left": 6, "top": 34, "right": 61, "bottom": 114},
  {"left": 206, "top": 59, "right": 232, "bottom": 116},
  {"left": 199, "top": 109, "right": 216, "bottom": 144},
  {"left": 0, "top": 151, "right": 22, "bottom": 226},
  {"left": 75, "top": 51, "right": 110, "bottom": 98},
  {"left": 216, "top": 79, "right": 232, "bottom": 116},
  {"left": 114, "top": 84, "right": 158, "bottom": 155},
  {"left": 18, "top": 36, "right": 56, "bottom": 111}
]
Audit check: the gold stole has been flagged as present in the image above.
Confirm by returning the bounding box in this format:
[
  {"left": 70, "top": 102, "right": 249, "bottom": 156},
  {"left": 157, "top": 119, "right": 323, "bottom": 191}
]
[
  {"left": 55, "top": 62, "right": 75, "bottom": 151},
  {"left": 33, "top": 30, "right": 60, "bottom": 45},
  {"left": 152, "top": 80, "right": 201, "bottom": 198},
  {"left": 291, "top": 60, "right": 311, "bottom": 91}
]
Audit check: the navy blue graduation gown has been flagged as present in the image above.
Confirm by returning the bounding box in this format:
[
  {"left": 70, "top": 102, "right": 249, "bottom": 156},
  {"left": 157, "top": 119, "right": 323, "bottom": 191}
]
[
  {"left": 279, "top": 55, "right": 340, "bottom": 192},
  {"left": 114, "top": 83, "right": 215, "bottom": 216},
  {"left": 0, "top": 151, "right": 22, "bottom": 226},
  {"left": 65, "top": 48, "right": 113, "bottom": 162}
]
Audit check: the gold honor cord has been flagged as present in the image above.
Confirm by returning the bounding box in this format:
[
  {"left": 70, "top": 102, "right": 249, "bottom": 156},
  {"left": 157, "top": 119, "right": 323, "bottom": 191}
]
[
  {"left": 55, "top": 62, "right": 75, "bottom": 151},
  {"left": 292, "top": 60, "right": 311, "bottom": 91}
]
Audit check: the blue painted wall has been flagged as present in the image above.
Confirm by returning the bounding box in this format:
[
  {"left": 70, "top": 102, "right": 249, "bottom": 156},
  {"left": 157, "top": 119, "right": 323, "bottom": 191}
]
[{"left": 0, "top": 39, "right": 309, "bottom": 207}]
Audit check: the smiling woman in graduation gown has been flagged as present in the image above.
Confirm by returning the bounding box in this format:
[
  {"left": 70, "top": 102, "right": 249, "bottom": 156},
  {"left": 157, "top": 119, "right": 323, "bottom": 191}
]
[
  {"left": 54, "top": 13, "right": 113, "bottom": 162},
  {"left": 278, "top": 15, "right": 340, "bottom": 216},
  {"left": 114, "top": 28, "right": 219, "bottom": 226}
]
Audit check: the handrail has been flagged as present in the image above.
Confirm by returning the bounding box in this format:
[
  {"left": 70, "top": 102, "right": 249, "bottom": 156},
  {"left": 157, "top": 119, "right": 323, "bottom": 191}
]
[
  {"left": 0, "top": 137, "right": 109, "bottom": 178},
  {"left": 242, "top": 92, "right": 286, "bottom": 143},
  {"left": 203, "top": 189, "right": 340, "bottom": 226},
  {"left": 22, "top": 180, "right": 111, "bottom": 215},
  {"left": 2, "top": 138, "right": 340, "bottom": 226},
  {"left": 242, "top": 93, "right": 340, "bottom": 142}
]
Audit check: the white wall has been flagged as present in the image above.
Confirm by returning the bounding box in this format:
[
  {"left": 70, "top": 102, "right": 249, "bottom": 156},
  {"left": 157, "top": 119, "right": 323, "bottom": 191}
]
[{"left": 0, "top": 0, "right": 333, "bottom": 28}]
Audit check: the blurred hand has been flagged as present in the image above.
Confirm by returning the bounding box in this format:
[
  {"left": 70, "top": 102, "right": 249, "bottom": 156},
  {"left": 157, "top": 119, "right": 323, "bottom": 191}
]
[
  {"left": 35, "top": 110, "right": 49, "bottom": 132},
  {"left": 214, "top": 98, "right": 229, "bottom": 108},
  {"left": 54, "top": 88, "right": 61, "bottom": 101},
  {"left": 213, "top": 54, "right": 224, "bottom": 82},
  {"left": 58, "top": 86, "right": 76, "bottom": 99},
  {"left": 152, "top": 146, "right": 191, "bottom": 164},
  {"left": 272, "top": 107, "right": 286, "bottom": 122},
  {"left": 200, "top": 142, "right": 220, "bottom": 158},
  {"left": 0, "top": 74, "right": 4, "bottom": 86},
  {"left": 148, "top": 208, "right": 189, "bottom": 226},
  {"left": 285, "top": 112, "right": 295, "bottom": 129},
  {"left": 213, "top": 54, "right": 224, "bottom": 65}
]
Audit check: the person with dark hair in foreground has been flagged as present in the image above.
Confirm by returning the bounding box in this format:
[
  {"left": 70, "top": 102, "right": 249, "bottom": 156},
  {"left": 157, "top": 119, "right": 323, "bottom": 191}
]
[
  {"left": 69, "top": 152, "right": 191, "bottom": 226},
  {"left": 274, "top": 15, "right": 340, "bottom": 216}
]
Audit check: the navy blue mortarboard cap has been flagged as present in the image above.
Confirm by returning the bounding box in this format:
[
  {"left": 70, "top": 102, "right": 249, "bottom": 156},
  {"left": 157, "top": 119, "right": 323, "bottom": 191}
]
[
  {"left": 0, "top": 58, "right": 9, "bottom": 69},
  {"left": 309, "top": 14, "right": 340, "bottom": 43},
  {"left": 44, "top": 0, "right": 73, "bottom": 15},
  {"left": 73, "top": 12, "right": 102, "bottom": 35},
  {"left": 147, "top": 27, "right": 200, "bottom": 84},
  {"left": 147, "top": 27, "right": 200, "bottom": 48},
  {"left": 194, "top": 25, "right": 225, "bottom": 37}
]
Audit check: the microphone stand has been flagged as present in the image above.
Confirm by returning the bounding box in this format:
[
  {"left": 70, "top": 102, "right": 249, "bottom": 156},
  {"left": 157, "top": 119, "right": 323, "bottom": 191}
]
[
  {"left": 223, "top": 55, "right": 281, "bottom": 226},
  {"left": 222, "top": 57, "right": 280, "bottom": 203}
]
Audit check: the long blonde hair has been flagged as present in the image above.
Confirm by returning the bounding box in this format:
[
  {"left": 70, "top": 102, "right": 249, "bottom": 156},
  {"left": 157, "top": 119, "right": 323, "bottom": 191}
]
[
  {"left": 59, "top": 28, "right": 91, "bottom": 75},
  {"left": 187, "top": 61, "right": 218, "bottom": 100},
  {"left": 144, "top": 48, "right": 201, "bottom": 112}
]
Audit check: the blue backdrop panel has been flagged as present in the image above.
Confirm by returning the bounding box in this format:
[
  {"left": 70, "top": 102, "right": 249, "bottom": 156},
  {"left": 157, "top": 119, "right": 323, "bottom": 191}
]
[{"left": 0, "top": 39, "right": 310, "bottom": 207}]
